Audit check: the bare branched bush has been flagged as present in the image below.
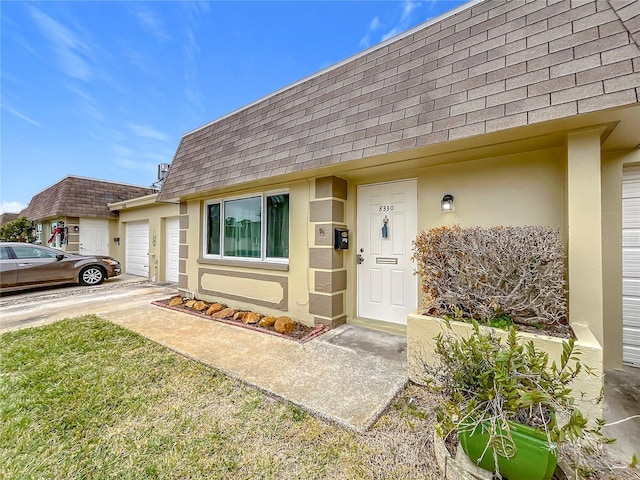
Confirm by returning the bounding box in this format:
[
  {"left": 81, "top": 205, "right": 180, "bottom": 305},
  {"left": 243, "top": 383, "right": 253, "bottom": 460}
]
[{"left": 412, "top": 225, "right": 567, "bottom": 326}]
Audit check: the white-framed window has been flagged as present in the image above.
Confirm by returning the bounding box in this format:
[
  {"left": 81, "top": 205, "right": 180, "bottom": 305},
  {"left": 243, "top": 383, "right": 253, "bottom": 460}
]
[
  {"left": 35, "top": 223, "right": 42, "bottom": 244},
  {"left": 49, "top": 222, "right": 61, "bottom": 249},
  {"left": 204, "top": 191, "right": 289, "bottom": 262}
]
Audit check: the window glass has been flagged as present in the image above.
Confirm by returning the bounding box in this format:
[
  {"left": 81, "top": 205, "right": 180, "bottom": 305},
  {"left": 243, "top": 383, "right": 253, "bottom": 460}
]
[
  {"left": 224, "top": 197, "right": 261, "bottom": 258},
  {"left": 0, "top": 247, "right": 10, "bottom": 260},
  {"left": 206, "top": 203, "right": 221, "bottom": 255},
  {"left": 49, "top": 222, "right": 61, "bottom": 248},
  {"left": 13, "top": 246, "right": 57, "bottom": 259},
  {"left": 266, "top": 194, "right": 289, "bottom": 258}
]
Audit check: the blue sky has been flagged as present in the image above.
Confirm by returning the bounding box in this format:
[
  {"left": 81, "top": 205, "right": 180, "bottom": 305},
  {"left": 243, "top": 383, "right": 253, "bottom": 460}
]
[{"left": 1, "top": 0, "right": 466, "bottom": 214}]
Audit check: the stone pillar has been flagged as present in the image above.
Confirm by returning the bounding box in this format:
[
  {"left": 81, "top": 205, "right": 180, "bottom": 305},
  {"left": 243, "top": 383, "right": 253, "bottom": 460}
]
[
  {"left": 567, "top": 128, "right": 606, "bottom": 347},
  {"left": 308, "top": 176, "right": 348, "bottom": 328}
]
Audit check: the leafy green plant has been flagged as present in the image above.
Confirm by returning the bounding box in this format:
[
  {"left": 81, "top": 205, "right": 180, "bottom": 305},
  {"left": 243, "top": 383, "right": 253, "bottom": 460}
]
[
  {"left": 0, "top": 216, "right": 34, "bottom": 242},
  {"left": 426, "top": 320, "right": 607, "bottom": 479}
]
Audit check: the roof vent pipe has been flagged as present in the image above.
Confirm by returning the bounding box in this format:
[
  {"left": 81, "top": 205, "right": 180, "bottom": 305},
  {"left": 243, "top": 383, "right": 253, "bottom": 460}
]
[{"left": 158, "top": 163, "right": 170, "bottom": 181}]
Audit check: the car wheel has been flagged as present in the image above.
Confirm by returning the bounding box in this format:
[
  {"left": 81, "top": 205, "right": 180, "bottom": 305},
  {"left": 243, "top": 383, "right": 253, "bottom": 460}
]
[{"left": 80, "top": 266, "right": 105, "bottom": 286}]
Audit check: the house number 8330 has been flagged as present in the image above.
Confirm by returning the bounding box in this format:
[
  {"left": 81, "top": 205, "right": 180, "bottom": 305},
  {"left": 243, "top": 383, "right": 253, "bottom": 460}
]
[{"left": 378, "top": 205, "right": 394, "bottom": 212}]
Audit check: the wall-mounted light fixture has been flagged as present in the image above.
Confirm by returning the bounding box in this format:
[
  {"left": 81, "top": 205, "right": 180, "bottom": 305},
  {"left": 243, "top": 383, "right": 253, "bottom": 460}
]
[
  {"left": 441, "top": 194, "right": 454, "bottom": 212},
  {"left": 113, "top": 237, "right": 120, "bottom": 246},
  {"left": 73, "top": 225, "right": 79, "bottom": 232}
]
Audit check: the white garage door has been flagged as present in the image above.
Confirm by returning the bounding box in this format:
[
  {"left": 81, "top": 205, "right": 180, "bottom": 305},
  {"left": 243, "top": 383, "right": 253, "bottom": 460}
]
[
  {"left": 166, "top": 217, "right": 179, "bottom": 282},
  {"left": 126, "top": 221, "right": 149, "bottom": 278},
  {"left": 623, "top": 165, "right": 640, "bottom": 367}
]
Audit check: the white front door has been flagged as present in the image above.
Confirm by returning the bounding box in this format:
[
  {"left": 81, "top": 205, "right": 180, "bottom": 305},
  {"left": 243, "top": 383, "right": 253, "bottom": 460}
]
[
  {"left": 126, "top": 220, "right": 149, "bottom": 277},
  {"left": 79, "top": 219, "right": 109, "bottom": 256},
  {"left": 623, "top": 165, "right": 640, "bottom": 367},
  {"left": 165, "top": 217, "right": 179, "bottom": 283},
  {"left": 357, "top": 179, "right": 418, "bottom": 324}
]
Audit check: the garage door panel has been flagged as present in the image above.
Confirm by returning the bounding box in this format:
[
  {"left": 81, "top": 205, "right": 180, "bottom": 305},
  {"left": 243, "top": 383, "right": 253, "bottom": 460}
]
[
  {"left": 126, "top": 221, "right": 149, "bottom": 277},
  {"left": 166, "top": 217, "right": 179, "bottom": 283},
  {"left": 623, "top": 346, "right": 640, "bottom": 366},
  {"left": 623, "top": 230, "right": 640, "bottom": 247},
  {"left": 623, "top": 166, "right": 640, "bottom": 367},
  {"left": 623, "top": 297, "right": 640, "bottom": 327},
  {"left": 623, "top": 249, "right": 640, "bottom": 276}
]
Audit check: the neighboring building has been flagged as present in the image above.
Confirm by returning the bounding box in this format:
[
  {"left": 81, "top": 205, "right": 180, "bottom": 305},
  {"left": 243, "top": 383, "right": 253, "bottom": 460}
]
[
  {"left": 20, "top": 176, "right": 152, "bottom": 257},
  {"left": 108, "top": 194, "right": 180, "bottom": 283},
  {"left": 0, "top": 213, "right": 20, "bottom": 226},
  {"left": 158, "top": 0, "right": 640, "bottom": 369}
]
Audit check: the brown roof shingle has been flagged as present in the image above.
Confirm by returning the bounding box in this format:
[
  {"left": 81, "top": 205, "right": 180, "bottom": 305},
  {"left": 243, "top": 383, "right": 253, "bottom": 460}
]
[
  {"left": 158, "top": 0, "right": 640, "bottom": 201},
  {"left": 21, "top": 176, "right": 152, "bottom": 221}
]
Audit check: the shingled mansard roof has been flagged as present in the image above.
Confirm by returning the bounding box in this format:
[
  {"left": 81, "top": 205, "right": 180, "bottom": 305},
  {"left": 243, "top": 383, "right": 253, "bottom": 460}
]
[
  {"left": 21, "top": 176, "right": 152, "bottom": 221},
  {"left": 158, "top": 0, "right": 640, "bottom": 202}
]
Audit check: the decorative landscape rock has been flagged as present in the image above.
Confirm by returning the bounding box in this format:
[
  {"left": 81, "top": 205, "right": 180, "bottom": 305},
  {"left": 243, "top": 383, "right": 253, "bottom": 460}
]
[
  {"left": 274, "top": 316, "right": 296, "bottom": 334},
  {"left": 169, "top": 296, "right": 184, "bottom": 307},
  {"left": 193, "top": 301, "right": 208, "bottom": 311},
  {"left": 206, "top": 303, "right": 224, "bottom": 315},
  {"left": 157, "top": 297, "right": 319, "bottom": 342},
  {"left": 212, "top": 307, "right": 236, "bottom": 319},
  {"left": 242, "top": 312, "right": 262, "bottom": 324},
  {"left": 259, "top": 316, "right": 276, "bottom": 328}
]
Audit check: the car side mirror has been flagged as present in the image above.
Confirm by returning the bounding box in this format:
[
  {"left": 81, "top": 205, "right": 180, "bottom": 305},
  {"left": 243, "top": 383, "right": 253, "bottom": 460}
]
[{"left": 56, "top": 253, "right": 65, "bottom": 261}]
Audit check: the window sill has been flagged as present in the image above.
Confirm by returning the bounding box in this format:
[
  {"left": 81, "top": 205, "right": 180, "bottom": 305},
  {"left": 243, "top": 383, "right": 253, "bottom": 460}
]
[{"left": 197, "top": 257, "right": 289, "bottom": 271}]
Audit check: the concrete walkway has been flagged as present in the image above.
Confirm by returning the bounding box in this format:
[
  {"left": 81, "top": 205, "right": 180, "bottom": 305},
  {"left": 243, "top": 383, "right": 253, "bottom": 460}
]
[
  {"left": 105, "top": 304, "right": 407, "bottom": 431},
  {"left": 0, "top": 280, "right": 407, "bottom": 432}
]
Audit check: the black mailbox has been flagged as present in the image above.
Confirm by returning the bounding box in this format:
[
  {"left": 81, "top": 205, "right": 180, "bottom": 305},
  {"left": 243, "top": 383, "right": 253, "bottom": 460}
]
[{"left": 334, "top": 228, "right": 349, "bottom": 250}]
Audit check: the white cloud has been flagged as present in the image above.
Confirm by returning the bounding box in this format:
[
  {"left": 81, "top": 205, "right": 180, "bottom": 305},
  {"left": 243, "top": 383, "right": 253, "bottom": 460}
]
[
  {"left": 128, "top": 124, "right": 170, "bottom": 142},
  {"left": 2, "top": 105, "right": 42, "bottom": 127},
  {"left": 381, "top": 28, "right": 401, "bottom": 42},
  {"left": 381, "top": 0, "right": 422, "bottom": 44},
  {"left": 28, "top": 6, "right": 94, "bottom": 81},
  {"left": 183, "top": 29, "right": 204, "bottom": 113},
  {"left": 129, "top": 4, "right": 170, "bottom": 42},
  {"left": 0, "top": 201, "right": 27, "bottom": 214},
  {"left": 359, "top": 16, "right": 381, "bottom": 48},
  {"left": 401, "top": 0, "right": 420, "bottom": 22}
]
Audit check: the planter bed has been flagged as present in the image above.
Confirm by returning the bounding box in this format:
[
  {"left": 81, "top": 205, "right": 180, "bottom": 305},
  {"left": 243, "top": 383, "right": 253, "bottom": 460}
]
[
  {"left": 153, "top": 298, "right": 328, "bottom": 344},
  {"left": 407, "top": 312, "right": 604, "bottom": 422}
]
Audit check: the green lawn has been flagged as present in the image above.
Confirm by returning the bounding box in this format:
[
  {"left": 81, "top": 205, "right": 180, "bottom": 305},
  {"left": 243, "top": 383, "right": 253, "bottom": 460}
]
[
  {"left": 0, "top": 316, "right": 437, "bottom": 480},
  {"left": 2, "top": 316, "right": 634, "bottom": 480}
]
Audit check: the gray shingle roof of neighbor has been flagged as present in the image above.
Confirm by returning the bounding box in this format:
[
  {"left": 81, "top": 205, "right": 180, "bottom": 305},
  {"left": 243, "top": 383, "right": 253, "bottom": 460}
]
[
  {"left": 0, "top": 213, "right": 20, "bottom": 225},
  {"left": 158, "top": 0, "right": 640, "bottom": 202},
  {"left": 21, "top": 176, "right": 153, "bottom": 221}
]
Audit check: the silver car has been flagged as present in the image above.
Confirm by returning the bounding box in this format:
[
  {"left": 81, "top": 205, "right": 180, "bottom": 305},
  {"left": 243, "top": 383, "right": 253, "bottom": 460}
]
[{"left": 0, "top": 242, "right": 121, "bottom": 292}]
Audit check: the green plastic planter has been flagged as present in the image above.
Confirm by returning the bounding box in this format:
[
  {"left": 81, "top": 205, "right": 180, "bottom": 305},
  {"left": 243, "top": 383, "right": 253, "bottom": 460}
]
[{"left": 458, "top": 420, "right": 557, "bottom": 480}]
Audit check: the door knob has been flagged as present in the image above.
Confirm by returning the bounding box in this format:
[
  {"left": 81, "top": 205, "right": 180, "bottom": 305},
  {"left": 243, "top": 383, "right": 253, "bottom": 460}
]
[{"left": 357, "top": 254, "right": 364, "bottom": 264}]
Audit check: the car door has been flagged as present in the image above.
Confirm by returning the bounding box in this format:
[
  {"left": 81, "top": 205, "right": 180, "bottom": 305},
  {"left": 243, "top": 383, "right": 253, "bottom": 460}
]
[
  {"left": 12, "top": 245, "right": 75, "bottom": 287},
  {"left": 0, "top": 246, "right": 17, "bottom": 289}
]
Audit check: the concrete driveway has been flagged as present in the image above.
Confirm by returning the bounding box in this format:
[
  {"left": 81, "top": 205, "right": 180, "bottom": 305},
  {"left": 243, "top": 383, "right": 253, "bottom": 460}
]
[{"left": 0, "top": 275, "right": 176, "bottom": 333}]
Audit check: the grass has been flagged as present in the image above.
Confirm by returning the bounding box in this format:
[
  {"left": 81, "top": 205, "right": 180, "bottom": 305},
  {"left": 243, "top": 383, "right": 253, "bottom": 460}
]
[
  {"left": 2, "top": 316, "right": 635, "bottom": 480},
  {"left": 0, "top": 316, "right": 438, "bottom": 480}
]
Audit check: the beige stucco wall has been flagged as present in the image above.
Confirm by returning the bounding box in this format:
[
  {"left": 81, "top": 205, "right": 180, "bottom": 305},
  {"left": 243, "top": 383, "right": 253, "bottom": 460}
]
[
  {"left": 113, "top": 202, "right": 180, "bottom": 282},
  {"left": 602, "top": 149, "right": 640, "bottom": 369},
  {"left": 343, "top": 147, "right": 566, "bottom": 329},
  {"left": 414, "top": 148, "right": 566, "bottom": 233},
  {"left": 183, "top": 179, "right": 317, "bottom": 325}
]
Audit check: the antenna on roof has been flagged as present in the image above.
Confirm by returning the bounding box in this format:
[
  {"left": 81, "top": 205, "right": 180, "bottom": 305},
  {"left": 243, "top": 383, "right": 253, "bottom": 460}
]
[{"left": 151, "top": 163, "right": 170, "bottom": 192}]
